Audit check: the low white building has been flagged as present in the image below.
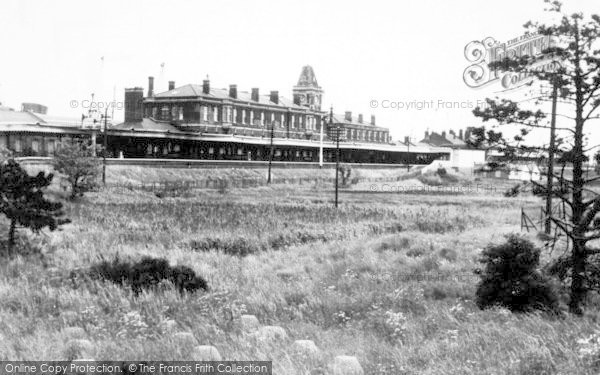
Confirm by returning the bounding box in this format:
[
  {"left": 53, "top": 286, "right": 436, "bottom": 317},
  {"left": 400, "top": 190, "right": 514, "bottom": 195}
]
[{"left": 508, "top": 164, "right": 542, "bottom": 181}]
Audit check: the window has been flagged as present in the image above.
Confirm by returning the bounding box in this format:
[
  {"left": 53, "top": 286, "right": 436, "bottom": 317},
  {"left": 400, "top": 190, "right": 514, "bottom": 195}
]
[
  {"left": 281, "top": 114, "right": 286, "bottom": 127},
  {"left": 233, "top": 108, "right": 237, "bottom": 123},
  {"left": 271, "top": 113, "right": 274, "bottom": 124},
  {"left": 31, "top": 140, "right": 39, "bottom": 153},
  {"left": 250, "top": 111, "right": 254, "bottom": 125},
  {"left": 242, "top": 110, "right": 247, "bottom": 124},
  {"left": 161, "top": 106, "right": 169, "bottom": 119},
  {"left": 47, "top": 140, "right": 55, "bottom": 154},
  {"left": 14, "top": 138, "right": 21, "bottom": 152},
  {"left": 213, "top": 107, "right": 218, "bottom": 122},
  {"left": 209, "top": 147, "right": 214, "bottom": 154},
  {"left": 261, "top": 112, "right": 265, "bottom": 126},
  {"left": 202, "top": 106, "right": 208, "bottom": 122}
]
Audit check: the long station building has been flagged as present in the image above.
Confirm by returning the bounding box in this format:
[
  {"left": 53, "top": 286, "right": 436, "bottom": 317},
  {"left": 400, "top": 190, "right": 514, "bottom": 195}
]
[{"left": 0, "top": 66, "right": 451, "bottom": 165}]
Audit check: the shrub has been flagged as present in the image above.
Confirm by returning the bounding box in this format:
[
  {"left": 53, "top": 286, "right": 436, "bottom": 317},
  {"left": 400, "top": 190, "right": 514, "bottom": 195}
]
[
  {"left": 439, "top": 248, "right": 458, "bottom": 262},
  {"left": 504, "top": 183, "right": 521, "bottom": 197},
  {"left": 338, "top": 164, "right": 352, "bottom": 186},
  {"left": 88, "top": 256, "right": 208, "bottom": 295},
  {"left": 217, "top": 178, "right": 229, "bottom": 194},
  {"left": 0, "top": 146, "right": 12, "bottom": 163},
  {"left": 437, "top": 167, "right": 447, "bottom": 176},
  {"left": 475, "top": 234, "right": 559, "bottom": 313},
  {"left": 531, "top": 182, "right": 568, "bottom": 197},
  {"left": 53, "top": 140, "right": 101, "bottom": 200}
]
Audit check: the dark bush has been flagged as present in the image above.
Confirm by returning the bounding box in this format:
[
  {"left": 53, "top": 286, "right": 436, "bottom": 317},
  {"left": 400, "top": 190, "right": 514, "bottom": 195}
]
[
  {"left": 475, "top": 234, "right": 559, "bottom": 313},
  {"left": 338, "top": 164, "right": 352, "bottom": 186},
  {"left": 88, "top": 256, "right": 207, "bottom": 295},
  {"left": 439, "top": 248, "right": 458, "bottom": 262},
  {"left": 504, "top": 183, "right": 521, "bottom": 197},
  {"left": 532, "top": 183, "right": 568, "bottom": 197},
  {"left": 436, "top": 167, "right": 447, "bottom": 176}
]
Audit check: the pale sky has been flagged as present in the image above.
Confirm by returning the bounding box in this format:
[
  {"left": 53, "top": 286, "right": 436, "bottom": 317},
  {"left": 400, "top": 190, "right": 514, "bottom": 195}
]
[{"left": 0, "top": 0, "right": 598, "bottom": 146}]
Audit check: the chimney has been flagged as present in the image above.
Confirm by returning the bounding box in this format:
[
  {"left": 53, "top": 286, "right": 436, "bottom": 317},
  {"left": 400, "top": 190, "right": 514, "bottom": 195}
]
[
  {"left": 459, "top": 129, "right": 464, "bottom": 140},
  {"left": 124, "top": 87, "right": 144, "bottom": 123},
  {"left": 168, "top": 81, "right": 175, "bottom": 91},
  {"left": 404, "top": 136, "right": 410, "bottom": 145},
  {"left": 358, "top": 114, "right": 363, "bottom": 123},
  {"left": 345, "top": 111, "right": 352, "bottom": 121},
  {"left": 425, "top": 131, "right": 429, "bottom": 139},
  {"left": 442, "top": 131, "right": 447, "bottom": 138},
  {"left": 371, "top": 115, "right": 376, "bottom": 125},
  {"left": 449, "top": 129, "right": 455, "bottom": 138},
  {"left": 147, "top": 76, "right": 154, "bottom": 97},
  {"left": 251, "top": 88, "right": 259, "bottom": 102},
  {"left": 229, "top": 84, "right": 238, "bottom": 99},
  {"left": 270, "top": 90, "right": 279, "bottom": 104},
  {"left": 202, "top": 79, "right": 210, "bottom": 94}
]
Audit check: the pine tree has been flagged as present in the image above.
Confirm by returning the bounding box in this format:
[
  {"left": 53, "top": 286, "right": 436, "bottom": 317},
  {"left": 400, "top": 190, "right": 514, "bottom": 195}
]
[
  {"left": 0, "top": 159, "right": 70, "bottom": 253},
  {"left": 471, "top": 1, "right": 600, "bottom": 314}
]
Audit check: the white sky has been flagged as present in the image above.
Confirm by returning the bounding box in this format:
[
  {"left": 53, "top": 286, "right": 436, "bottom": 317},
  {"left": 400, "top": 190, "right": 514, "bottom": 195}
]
[{"left": 0, "top": 0, "right": 598, "bottom": 146}]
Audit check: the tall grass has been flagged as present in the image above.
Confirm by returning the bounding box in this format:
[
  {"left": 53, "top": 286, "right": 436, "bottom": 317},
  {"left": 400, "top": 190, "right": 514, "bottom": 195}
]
[{"left": 0, "top": 180, "right": 596, "bottom": 374}]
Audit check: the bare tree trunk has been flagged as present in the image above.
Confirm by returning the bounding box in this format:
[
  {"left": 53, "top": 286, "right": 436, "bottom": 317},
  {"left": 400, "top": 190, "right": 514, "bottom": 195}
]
[
  {"left": 570, "top": 238, "right": 586, "bottom": 315},
  {"left": 7, "top": 219, "right": 16, "bottom": 253},
  {"left": 569, "top": 23, "right": 586, "bottom": 315},
  {"left": 70, "top": 179, "right": 78, "bottom": 200}
]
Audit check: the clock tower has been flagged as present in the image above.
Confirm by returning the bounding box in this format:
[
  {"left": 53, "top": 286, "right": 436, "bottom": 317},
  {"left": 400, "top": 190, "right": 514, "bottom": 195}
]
[{"left": 293, "top": 65, "right": 323, "bottom": 111}]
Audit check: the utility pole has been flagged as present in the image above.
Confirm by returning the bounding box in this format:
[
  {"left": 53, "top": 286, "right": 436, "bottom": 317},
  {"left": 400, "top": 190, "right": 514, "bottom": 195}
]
[
  {"left": 319, "top": 113, "right": 324, "bottom": 168},
  {"left": 102, "top": 106, "right": 110, "bottom": 186},
  {"left": 545, "top": 78, "right": 558, "bottom": 234},
  {"left": 267, "top": 120, "right": 276, "bottom": 184},
  {"left": 330, "top": 107, "right": 340, "bottom": 208},
  {"left": 406, "top": 136, "right": 411, "bottom": 171}
]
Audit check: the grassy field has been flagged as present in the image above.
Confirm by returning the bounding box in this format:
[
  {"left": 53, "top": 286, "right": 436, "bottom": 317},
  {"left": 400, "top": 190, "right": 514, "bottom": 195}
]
[{"left": 0, "top": 166, "right": 599, "bottom": 374}]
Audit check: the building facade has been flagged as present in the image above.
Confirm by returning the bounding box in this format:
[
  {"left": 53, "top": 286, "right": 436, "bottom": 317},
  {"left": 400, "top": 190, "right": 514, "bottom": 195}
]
[{"left": 0, "top": 66, "right": 448, "bottom": 165}]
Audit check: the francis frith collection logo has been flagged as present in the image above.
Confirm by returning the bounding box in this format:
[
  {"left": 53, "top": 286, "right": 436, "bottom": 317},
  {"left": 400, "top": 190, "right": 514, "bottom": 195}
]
[{"left": 463, "top": 32, "right": 561, "bottom": 90}]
